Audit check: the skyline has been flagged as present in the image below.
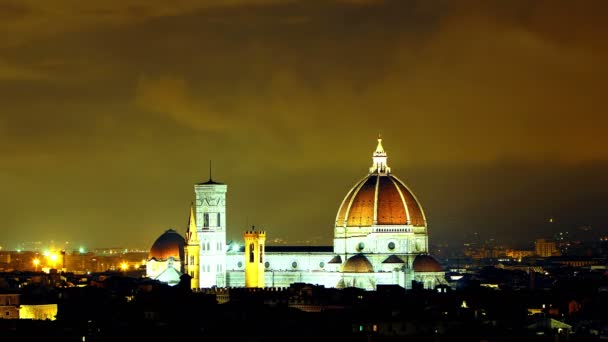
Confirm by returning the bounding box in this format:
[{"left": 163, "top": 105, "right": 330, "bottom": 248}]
[{"left": 1, "top": 0, "right": 607, "bottom": 249}]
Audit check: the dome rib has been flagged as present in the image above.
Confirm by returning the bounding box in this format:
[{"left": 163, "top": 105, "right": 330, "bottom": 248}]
[
  {"left": 373, "top": 174, "right": 380, "bottom": 225},
  {"left": 392, "top": 175, "right": 427, "bottom": 227},
  {"left": 346, "top": 176, "right": 376, "bottom": 226},
  {"left": 377, "top": 176, "right": 407, "bottom": 225},
  {"left": 388, "top": 176, "right": 411, "bottom": 225},
  {"left": 335, "top": 176, "right": 366, "bottom": 227}
]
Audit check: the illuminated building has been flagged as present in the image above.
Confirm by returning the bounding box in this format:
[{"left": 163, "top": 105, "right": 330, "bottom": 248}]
[
  {"left": 147, "top": 138, "right": 446, "bottom": 289},
  {"left": 535, "top": 239, "right": 560, "bottom": 257},
  {"left": 146, "top": 229, "right": 185, "bottom": 285},
  {"left": 244, "top": 229, "right": 266, "bottom": 288}
]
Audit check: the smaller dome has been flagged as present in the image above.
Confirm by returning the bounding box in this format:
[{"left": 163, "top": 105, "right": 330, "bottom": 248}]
[
  {"left": 149, "top": 229, "right": 185, "bottom": 261},
  {"left": 413, "top": 254, "right": 442, "bottom": 273},
  {"left": 342, "top": 254, "right": 374, "bottom": 273}
]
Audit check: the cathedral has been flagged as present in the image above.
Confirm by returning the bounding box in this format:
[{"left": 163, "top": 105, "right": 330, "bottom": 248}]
[{"left": 146, "top": 138, "right": 446, "bottom": 290}]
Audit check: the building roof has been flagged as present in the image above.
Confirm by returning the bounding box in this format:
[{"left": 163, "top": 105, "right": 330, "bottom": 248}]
[
  {"left": 335, "top": 139, "right": 426, "bottom": 228},
  {"left": 382, "top": 255, "right": 405, "bottom": 264},
  {"left": 342, "top": 254, "right": 374, "bottom": 273},
  {"left": 412, "top": 254, "right": 443, "bottom": 273},
  {"left": 328, "top": 255, "right": 343, "bottom": 264},
  {"left": 197, "top": 179, "right": 223, "bottom": 185},
  {"left": 265, "top": 246, "right": 333, "bottom": 253},
  {"left": 148, "top": 229, "right": 185, "bottom": 261}
]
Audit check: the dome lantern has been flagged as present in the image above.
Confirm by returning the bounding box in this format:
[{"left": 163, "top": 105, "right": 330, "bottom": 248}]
[{"left": 369, "top": 135, "right": 391, "bottom": 175}]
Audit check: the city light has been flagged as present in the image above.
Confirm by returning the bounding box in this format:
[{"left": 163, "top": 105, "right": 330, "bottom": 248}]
[
  {"left": 120, "top": 262, "right": 128, "bottom": 271},
  {"left": 49, "top": 253, "right": 59, "bottom": 262},
  {"left": 33, "top": 258, "right": 40, "bottom": 271}
]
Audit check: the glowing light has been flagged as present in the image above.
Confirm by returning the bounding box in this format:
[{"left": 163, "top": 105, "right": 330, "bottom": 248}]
[
  {"left": 43, "top": 250, "right": 50, "bottom": 257},
  {"left": 49, "top": 253, "right": 58, "bottom": 262},
  {"left": 33, "top": 258, "right": 40, "bottom": 269},
  {"left": 79, "top": 247, "right": 85, "bottom": 254},
  {"left": 120, "top": 262, "right": 128, "bottom": 271}
]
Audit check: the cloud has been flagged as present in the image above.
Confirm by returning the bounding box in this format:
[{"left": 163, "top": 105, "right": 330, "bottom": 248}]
[
  {"left": 0, "top": 0, "right": 291, "bottom": 47},
  {"left": 135, "top": 75, "right": 230, "bottom": 132},
  {"left": 0, "top": 59, "right": 47, "bottom": 80}
]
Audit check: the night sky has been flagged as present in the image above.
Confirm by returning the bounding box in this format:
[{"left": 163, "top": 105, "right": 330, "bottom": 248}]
[{"left": 1, "top": 0, "right": 607, "bottom": 250}]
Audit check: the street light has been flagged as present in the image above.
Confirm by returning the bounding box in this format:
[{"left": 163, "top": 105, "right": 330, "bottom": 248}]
[{"left": 120, "top": 262, "right": 128, "bottom": 272}]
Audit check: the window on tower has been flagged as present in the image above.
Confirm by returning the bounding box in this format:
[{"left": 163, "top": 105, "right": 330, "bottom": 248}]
[
  {"left": 217, "top": 213, "right": 221, "bottom": 227},
  {"left": 203, "top": 213, "right": 209, "bottom": 228},
  {"left": 249, "top": 243, "right": 254, "bottom": 263},
  {"left": 259, "top": 244, "right": 263, "bottom": 263}
]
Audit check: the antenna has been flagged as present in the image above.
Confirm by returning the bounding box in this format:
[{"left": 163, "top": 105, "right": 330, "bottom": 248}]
[{"left": 209, "top": 160, "right": 212, "bottom": 181}]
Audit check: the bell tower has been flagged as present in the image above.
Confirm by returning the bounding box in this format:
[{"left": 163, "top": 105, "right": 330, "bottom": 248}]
[
  {"left": 244, "top": 228, "right": 266, "bottom": 288},
  {"left": 195, "top": 165, "right": 227, "bottom": 288}
]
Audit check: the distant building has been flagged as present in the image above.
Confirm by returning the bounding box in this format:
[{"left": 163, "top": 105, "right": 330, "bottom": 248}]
[
  {"left": 0, "top": 294, "right": 20, "bottom": 319},
  {"left": 535, "top": 239, "right": 560, "bottom": 257},
  {"left": 506, "top": 249, "right": 534, "bottom": 260}
]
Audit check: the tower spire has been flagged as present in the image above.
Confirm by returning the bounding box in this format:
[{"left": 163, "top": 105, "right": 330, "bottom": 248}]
[
  {"left": 209, "top": 160, "right": 212, "bottom": 182},
  {"left": 186, "top": 203, "right": 198, "bottom": 243},
  {"left": 369, "top": 135, "right": 390, "bottom": 174}
]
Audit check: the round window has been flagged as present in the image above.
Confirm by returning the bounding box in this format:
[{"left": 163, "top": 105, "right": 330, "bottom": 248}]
[
  {"left": 388, "top": 242, "right": 396, "bottom": 250},
  {"left": 264, "top": 261, "right": 270, "bottom": 268},
  {"left": 319, "top": 262, "right": 325, "bottom": 268},
  {"left": 237, "top": 261, "right": 243, "bottom": 268},
  {"left": 357, "top": 242, "right": 365, "bottom": 251},
  {"left": 292, "top": 261, "right": 298, "bottom": 269}
]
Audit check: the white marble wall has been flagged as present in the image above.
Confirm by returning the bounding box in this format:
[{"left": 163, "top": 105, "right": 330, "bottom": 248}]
[{"left": 196, "top": 183, "right": 228, "bottom": 288}]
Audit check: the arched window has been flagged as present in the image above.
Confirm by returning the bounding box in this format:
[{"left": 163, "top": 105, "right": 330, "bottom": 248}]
[{"left": 249, "top": 243, "right": 254, "bottom": 263}]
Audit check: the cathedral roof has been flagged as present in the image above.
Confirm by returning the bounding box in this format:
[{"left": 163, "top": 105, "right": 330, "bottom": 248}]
[
  {"left": 148, "top": 229, "right": 185, "bottom": 261},
  {"left": 342, "top": 254, "right": 374, "bottom": 273},
  {"left": 328, "top": 255, "right": 343, "bottom": 264},
  {"left": 335, "top": 138, "right": 426, "bottom": 228},
  {"left": 197, "top": 179, "right": 223, "bottom": 185},
  {"left": 382, "top": 255, "right": 405, "bottom": 264},
  {"left": 412, "top": 254, "right": 443, "bottom": 273}
]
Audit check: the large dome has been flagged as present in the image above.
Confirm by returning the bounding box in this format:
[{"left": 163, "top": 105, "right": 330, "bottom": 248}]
[
  {"left": 335, "top": 138, "right": 426, "bottom": 228},
  {"left": 148, "top": 229, "right": 185, "bottom": 261}
]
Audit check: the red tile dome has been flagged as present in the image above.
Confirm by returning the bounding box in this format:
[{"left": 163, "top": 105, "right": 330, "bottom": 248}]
[
  {"left": 335, "top": 174, "right": 426, "bottom": 227},
  {"left": 148, "top": 229, "right": 185, "bottom": 261}
]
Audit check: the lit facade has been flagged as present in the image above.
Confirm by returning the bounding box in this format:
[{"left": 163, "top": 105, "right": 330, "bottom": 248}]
[{"left": 535, "top": 239, "right": 559, "bottom": 257}]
